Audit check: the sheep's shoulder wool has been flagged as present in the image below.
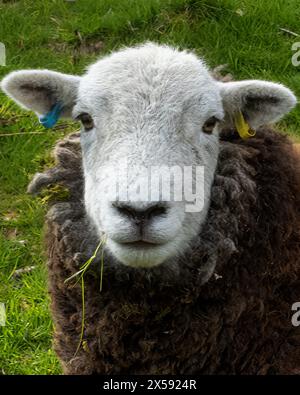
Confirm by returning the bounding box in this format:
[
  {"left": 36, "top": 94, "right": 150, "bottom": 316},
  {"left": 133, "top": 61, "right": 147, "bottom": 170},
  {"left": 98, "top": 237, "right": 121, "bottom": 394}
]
[{"left": 28, "top": 128, "right": 300, "bottom": 374}]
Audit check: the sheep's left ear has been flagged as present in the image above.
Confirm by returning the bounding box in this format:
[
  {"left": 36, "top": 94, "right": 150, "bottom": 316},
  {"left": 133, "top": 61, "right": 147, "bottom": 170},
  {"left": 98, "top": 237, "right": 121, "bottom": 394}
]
[{"left": 218, "top": 80, "right": 297, "bottom": 129}]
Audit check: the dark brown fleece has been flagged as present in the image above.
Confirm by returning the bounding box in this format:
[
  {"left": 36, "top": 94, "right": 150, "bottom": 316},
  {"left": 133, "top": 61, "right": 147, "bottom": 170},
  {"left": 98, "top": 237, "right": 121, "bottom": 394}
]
[{"left": 28, "top": 128, "right": 300, "bottom": 375}]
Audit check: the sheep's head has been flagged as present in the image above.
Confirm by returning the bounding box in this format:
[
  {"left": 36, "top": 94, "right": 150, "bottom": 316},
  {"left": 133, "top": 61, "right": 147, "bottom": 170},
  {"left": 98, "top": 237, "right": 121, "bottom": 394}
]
[{"left": 1, "top": 43, "right": 296, "bottom": 268}]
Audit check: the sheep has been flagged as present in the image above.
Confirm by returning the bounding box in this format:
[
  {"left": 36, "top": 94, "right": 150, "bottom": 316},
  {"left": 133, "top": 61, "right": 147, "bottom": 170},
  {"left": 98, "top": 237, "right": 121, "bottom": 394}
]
[{"left": 1, "top": 43, "right": 300, "bottom": 374}]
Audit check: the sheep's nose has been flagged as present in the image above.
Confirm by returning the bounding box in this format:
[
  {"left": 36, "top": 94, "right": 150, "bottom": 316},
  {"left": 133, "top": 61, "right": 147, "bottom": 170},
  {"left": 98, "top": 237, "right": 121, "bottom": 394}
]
[{"left": 113, "top": 202, "right": 168, "bottom": 224}]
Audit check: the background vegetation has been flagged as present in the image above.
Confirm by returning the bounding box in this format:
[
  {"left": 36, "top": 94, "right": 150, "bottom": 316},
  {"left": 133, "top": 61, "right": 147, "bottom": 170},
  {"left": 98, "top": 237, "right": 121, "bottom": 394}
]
[{"left": 0, "top": 0, "right": 299, "bottom": 374}]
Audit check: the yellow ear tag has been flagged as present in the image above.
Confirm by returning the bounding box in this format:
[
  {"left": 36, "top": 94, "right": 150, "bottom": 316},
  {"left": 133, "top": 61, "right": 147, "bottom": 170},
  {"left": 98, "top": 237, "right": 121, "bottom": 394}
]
[{"left": 234, "top": 111, "right": 256, "bottom": 139}]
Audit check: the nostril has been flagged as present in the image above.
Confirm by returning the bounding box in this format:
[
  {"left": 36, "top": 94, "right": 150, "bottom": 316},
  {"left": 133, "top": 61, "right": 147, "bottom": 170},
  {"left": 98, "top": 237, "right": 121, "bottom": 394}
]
[
  {"left": 113, "top": 203, "right": 137, "bottom": 219},
  {"left": 112, "top": 202, "right": 168, "bottom": 222},
  {"left": 147, "top": 205, "right": 167, "bottom": 218}
]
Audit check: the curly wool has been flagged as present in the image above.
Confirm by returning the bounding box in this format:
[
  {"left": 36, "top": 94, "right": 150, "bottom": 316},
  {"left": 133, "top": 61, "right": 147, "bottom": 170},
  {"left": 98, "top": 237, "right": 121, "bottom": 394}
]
[{"left": 28, "top": 128, "right": 300, "bottom": 374}]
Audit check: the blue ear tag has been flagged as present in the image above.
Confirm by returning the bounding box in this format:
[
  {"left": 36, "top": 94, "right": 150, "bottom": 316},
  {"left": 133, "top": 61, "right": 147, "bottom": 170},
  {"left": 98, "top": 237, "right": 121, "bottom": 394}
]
[{"left": 39, "top": 103, "right": 63, "bottom": 128}]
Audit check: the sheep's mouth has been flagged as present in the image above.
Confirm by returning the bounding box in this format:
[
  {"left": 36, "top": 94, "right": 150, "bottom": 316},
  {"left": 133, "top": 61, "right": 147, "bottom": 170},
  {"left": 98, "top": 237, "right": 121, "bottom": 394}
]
[
  {"left": 119, "top": 240, "right": 162, "bottom": 249},
  {"left": 108, "top": 237, "right": 175, "bottom": 267}
]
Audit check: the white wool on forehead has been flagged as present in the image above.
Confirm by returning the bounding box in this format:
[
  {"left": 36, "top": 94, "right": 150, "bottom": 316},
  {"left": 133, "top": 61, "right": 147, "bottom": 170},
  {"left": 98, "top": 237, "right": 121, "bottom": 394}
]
[{"left": 76, "top": 43, "right": 223, "bottom": 122}]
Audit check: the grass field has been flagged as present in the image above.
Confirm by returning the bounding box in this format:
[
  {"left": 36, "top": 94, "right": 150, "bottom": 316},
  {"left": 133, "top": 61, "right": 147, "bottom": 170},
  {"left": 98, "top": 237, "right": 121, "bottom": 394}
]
[{"left": 0, "top": 0, "right": 300, "bottom": 375}]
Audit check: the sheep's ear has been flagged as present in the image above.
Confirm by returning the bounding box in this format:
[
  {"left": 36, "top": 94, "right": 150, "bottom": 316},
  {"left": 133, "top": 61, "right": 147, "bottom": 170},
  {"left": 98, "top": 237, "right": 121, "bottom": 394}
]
[
  {"left": 218, "top": 80, "right": 297, "bottom": 129},
  {"left": 1, "top": 70, "right": 80, "bottom": 118}
]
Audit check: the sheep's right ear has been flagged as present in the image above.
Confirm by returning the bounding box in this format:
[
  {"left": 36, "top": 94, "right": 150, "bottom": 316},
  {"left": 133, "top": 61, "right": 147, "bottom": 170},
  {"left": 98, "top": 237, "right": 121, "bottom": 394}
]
[{"left": 1, "top": 70, "right": 80, "bottom": 118}]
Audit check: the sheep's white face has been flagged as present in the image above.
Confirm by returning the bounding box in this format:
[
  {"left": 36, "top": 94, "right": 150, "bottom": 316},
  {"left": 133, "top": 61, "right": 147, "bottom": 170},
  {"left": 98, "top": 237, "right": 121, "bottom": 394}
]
[
  {"left": 76, "top": 45, "right": 223, "bottom": 267},
  {"left": 1, "top": 43, "right": 296, "bottom": 268}
]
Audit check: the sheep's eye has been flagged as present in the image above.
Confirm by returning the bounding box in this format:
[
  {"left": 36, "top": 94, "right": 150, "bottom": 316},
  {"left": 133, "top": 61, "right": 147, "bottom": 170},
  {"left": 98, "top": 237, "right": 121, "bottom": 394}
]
[
  {"left": 202, "top": 116, "right": 219, "bottom": 134},
  {"left": 77, "top": 113, "right": 94, "bottom": 132}
]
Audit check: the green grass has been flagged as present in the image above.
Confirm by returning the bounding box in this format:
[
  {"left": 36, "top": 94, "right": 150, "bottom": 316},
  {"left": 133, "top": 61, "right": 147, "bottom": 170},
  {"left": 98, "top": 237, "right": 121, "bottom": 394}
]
[{"left": 0, "top": 0, "right": 300, "bottom": 375}]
